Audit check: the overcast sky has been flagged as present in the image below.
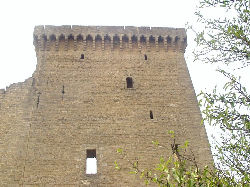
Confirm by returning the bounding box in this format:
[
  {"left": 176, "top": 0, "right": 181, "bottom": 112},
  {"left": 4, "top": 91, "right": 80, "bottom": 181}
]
[{"left": 0, "top": 0, "right": 249, "bottom": 93}]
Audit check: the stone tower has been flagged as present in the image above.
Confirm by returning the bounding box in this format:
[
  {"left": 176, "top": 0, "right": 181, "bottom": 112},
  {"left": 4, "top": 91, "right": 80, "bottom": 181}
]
[{"left": 0, "top": 26, "right": 212, "bottom": 186}]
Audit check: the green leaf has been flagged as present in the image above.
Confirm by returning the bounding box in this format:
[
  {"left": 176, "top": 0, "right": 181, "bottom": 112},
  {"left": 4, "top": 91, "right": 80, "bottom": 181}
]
[
  {"left": 168, "top": 130, "right": 175, "bottom": 138},
  {"left": 114, "top": 161, "right": 120, "bottom": 170},
  {"left": 117, "top": 148, "right": 123, "bottom": 154},
  {"left": 152, "top": 140, "right": 159, "bottom": 146}
]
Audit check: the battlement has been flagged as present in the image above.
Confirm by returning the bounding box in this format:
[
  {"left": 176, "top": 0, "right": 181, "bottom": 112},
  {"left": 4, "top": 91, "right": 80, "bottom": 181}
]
[{"left": 33, "top": 25, "right": 187, "bottom": 52}]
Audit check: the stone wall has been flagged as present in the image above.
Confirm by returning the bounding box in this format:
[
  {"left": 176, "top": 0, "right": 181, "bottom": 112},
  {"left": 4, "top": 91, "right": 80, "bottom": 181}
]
[{"left": 0, "top": 26, "right": 212, "bottom": 186}]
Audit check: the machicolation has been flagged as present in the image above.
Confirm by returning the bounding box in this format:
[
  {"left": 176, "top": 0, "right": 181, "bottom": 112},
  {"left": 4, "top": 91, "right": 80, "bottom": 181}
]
[{"left": 33, "top": 25, "right": 187, "bottom": 52}]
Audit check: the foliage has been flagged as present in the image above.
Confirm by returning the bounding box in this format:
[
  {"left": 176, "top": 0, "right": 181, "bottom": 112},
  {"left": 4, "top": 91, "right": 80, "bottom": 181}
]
[
  {"left": 194, "top": 0, "right": 250, "bottom": 182},
  {"left": 193, "top": 0, "right": 249, "bottom": 67},
  {"left": 199, "top": 70, "right": 250, "bottom": 179},
  {"left": 115, "top": 133, "right": 249, "bottom": 186}
]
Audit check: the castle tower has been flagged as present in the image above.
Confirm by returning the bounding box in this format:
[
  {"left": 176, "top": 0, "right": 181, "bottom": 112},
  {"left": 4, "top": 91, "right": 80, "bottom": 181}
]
[{"left": 0, "top": 26, "right": 212, "bottom": 186}]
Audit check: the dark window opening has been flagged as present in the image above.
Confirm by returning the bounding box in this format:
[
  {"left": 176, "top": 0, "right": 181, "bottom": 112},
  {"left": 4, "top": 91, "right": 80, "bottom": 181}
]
[
  {"left": 86, "top": 35, "right": 93, "bottom": 44},
  {"left": 122, "top": 35, "right": 129, "bottom": 43},
  {"left": 150, "top": 110, "right": 153, "bottom": 119},
  {"left": 95, "top": 35, "right": 102, "bottom": 48},
  {"left": 68, "top": 34, "right": 74, "bottom": 41},
  {"left": 86, "top": 149, "right": 97, "bottom": 174},
  {"left": 158, "top": 36, "right": 164, "bottom": 44},
  {"left": 77, "top": 34, "right": 83, "bottom": 42},
  {"left": 175, "top": 36, "right": 180, "bottom": 43},
  {"left": 144, "top": 54, "right": 147, "bottom": 60},
  {"left": 149, "top": 35, "right": 155, "bottom": 43},
  {"left": 58, "top": 34, "right": 65, "bottom": 50},
  {"left": 167, "top": 36, "right": 172, "bottom": 44},
  {"left": 36, "top": 95, "right": 40, "bottom": 108},
  {"left": 67, "top": 35, "right": 74, "bottom": 49},
  {"left": 131, "top": 35, "right": 138, "bottom": 43},
  {"left": 59, "top": 34, "right": 65, "bottom": 41},
  {"left": 81, "top": 54, "right": 84, "bottom": 59},
  {"left": 95, "top": 35, "right": 102, "bottom": 42},
  {"left": 87, "top": 149, "right": 96, "bottom": 158},
  {"left": 62, "top": 85, "right": 65, "bottom": 101},
  {"left": 50, "top": 34, "right": 56, "bottom": 42},
  {"left": 62, "top": 85, "right": 65, "bottom": 94},
  {"left": 126, "top": 77, "right": 133, "bottom": 88},
  {"left": 104, "top": 34, "right": 111, "bottom": 43},
  {"left": 36, "top": 92, "right": 41, "bottom": 109},
  {"left": 113, "top": 35, "right": 120, "bottom": 45},
  {"left": 140, "top": 35, "right": 146, "bottom": 43}
]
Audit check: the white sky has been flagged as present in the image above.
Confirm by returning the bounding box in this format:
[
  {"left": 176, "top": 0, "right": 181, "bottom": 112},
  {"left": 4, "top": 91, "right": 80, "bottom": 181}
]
[
  {"left": 0, "top": 0, "right": 249, "bottom": 92},
  {"left": 86, "top": 158, "right": 97, "bottom": 174}
]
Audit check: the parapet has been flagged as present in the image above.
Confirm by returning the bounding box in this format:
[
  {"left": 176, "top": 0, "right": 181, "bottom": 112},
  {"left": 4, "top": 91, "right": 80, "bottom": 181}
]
[{"left": 33, "top": 25, "right": 187, "bottom": 52}]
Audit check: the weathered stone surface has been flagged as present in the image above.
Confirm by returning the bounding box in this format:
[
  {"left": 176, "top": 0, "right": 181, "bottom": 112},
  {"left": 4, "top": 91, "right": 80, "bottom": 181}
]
[{"left": 0, "top": 26, "right": 212, "bottom": 186}]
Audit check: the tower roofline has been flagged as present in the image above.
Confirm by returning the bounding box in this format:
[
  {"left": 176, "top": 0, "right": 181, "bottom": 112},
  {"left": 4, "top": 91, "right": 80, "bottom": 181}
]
[
  {"left": 33, "top": 25, "right": 187, "bottom": 52},
  {"left": 34, "top": 25, "right": 186, "bottom": 37}
]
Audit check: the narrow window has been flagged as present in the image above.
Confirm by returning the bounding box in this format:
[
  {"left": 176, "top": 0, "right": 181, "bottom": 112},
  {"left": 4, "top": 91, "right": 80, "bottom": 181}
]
[
  {"left": 62, "top": 85, "right": 65, "bottom": 94},
  {"left": 80, "top": 54, "right": 84, "bottom": 59},
  {"left": 150, "top": 110, "right": 153, "bottom": 119},
  {"left": 36, "top": 92, "right": 41, "bottom": 108},
  {"left": 36, "top": 95, "right": 40, "bottom": 108},
  {"left": 62, "top": 85, "right": 65, "bottom": 101},
  {"left": 86, "top": 149, "right": 97, "bottom": 174},
  {"left": 144, "top": 54, "right": 147, "bottom": 60},
  {"left": 126, "top": 77, "right": 133, "bottom": 88}
]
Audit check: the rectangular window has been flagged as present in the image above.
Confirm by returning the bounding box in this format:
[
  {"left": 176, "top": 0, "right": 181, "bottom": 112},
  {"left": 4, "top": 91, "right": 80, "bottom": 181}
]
[
  {"left": 126, "top": 77, "right": 133, "bottom": 88},
  {"left": 86, "top": 149, "right": 97, "bottom": 174}
]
